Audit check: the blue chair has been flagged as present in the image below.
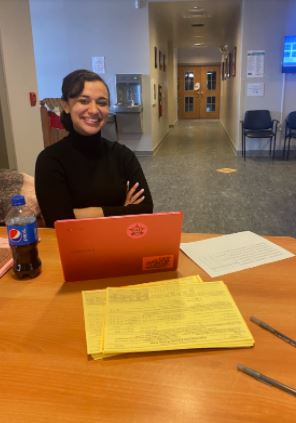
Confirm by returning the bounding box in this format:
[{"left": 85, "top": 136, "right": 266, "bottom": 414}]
[
  {"left": 283, "top": 111, "right": 296, "bottom": 160},
  {"left": 241, "top": 110, "right": 278, "bottom": 160}
]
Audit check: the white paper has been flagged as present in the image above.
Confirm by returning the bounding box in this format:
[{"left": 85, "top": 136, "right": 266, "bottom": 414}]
[
  {"left": 92, "top": 56, "right": 105, "bottom": 74},
  {"left": 247, "top": 82, "right": 264, "bottom": 96},
  {"left": 181, "top": 231, "right": 294, "bottom": 277},
  {"left": 247, "top": 50, "right": 265, "bottom": 77}
]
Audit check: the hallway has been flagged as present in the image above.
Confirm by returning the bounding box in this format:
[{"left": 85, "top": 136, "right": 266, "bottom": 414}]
[{"left": 139, "top": 120, "right": 296, "bottom": 236}]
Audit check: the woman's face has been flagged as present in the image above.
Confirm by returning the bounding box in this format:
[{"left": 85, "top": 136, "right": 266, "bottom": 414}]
[{"left": 63, "top": 80, "right": 109, "bottom": 136}]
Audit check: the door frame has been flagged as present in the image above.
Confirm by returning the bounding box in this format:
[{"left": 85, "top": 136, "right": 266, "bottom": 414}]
[{"left": 178, "top": 63, "right": 221, "bottom": 120}]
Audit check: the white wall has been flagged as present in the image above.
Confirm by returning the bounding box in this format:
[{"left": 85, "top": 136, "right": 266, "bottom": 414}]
[
  {"left": 220, "top": 1, "right": 242, "bottom": 151},
  {"left": 240, "top": 0, "right": 291, "bottom": 151},
  {"left": 0, "top": 35, "right": 11, "bottom": 169},
  {"left": 148, "top": 2, "right": 171, "bottom": 150},
  {"left": 167, "top": 42, "right": 178, "bottom": 127},
  {"left": 283, "top": 0, "right": 296, "bottom": 121},
  {"left": 178, "top": 47, "right": 220, "bottom": 65},
  {"left": 0, "top": 0, "right": 43, "bottom": 175},
  {"left": 30, "top": 0, "right": 152, "bottom": 153},
  {"left": 30, "top": 0, "right": 150, "bottom": 98}
]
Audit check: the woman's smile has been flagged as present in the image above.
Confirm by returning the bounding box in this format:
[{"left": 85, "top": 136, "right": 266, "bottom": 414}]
[{"left": 64, "top": 80, "right": 109, "bottom": 136}]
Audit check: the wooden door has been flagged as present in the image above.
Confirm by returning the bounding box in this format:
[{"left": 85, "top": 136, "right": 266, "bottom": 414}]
[{"left": 178, "top": 65, "right": 220, "bottom": 119}]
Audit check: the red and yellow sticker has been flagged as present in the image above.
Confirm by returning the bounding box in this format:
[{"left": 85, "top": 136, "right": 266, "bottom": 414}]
[{"left": 142, "top": 255, "right": 174, "bottom": 271}]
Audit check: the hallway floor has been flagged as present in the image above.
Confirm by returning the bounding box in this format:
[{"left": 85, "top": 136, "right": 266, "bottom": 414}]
[{"left": 139, "top": 120, "right": 296, "bottom": 237}]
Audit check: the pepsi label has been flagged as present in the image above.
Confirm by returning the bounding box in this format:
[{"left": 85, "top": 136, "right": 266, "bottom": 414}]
[{"left": 7, "top": 222, "right": 38, "bottom": 246}]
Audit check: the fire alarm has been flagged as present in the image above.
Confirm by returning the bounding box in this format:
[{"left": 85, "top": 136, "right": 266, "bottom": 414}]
[{"left": 29, "top": 92, "right": 37, "bottom": 106}]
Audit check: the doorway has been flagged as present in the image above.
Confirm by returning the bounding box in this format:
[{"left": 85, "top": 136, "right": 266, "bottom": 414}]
[{"left": 178, "top": 65, "right": 221, "bottom": 119}]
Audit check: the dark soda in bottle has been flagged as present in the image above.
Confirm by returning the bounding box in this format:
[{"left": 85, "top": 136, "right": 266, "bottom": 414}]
[{"left": 5, "top": 194, "right": 41, "bottom": 279}]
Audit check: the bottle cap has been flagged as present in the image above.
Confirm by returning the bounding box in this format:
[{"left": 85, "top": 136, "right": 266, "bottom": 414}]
[{"left": 11, "top": 194, "right": 26, "bottom": 206}]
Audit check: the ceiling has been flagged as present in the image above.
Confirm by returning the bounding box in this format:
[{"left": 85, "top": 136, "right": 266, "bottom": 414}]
[{"left": 149, "top": 0, "right": 241, "bottom": 52}]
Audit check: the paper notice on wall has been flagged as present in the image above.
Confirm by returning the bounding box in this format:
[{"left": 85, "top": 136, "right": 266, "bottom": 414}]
[
  {"left": 247, "top": 50, "right": 265, "bottom": 77},
  {"left": 247, "top": 82, "right": 264, "bottom": 96},
  {"left": 92, "top": 56, "right": 105, "bottom": 74}
]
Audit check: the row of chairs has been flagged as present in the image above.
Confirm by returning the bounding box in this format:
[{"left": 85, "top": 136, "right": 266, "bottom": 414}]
[{"left": 241, "top": 110, "right": 296, "bottom": 160}]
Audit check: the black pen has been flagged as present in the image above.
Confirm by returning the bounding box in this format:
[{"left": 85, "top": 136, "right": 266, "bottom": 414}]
[
  {"left": 237, "top": 364, "right": 296, "bottom": 397},
  {"left": 250, "top": 315, "right": 296, "bottom": 348}
]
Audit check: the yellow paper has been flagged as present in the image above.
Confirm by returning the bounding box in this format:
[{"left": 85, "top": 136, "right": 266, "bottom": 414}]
[
  {"left": 82, "top": 289, "right": 106, "bottom": 355},
  {"left": 81, "top": 275, "right": 253, "bottom": 359},
  {"left": 103, "top": 280, "right": 254, "bottom": 354},
  {"left": 82, "top": 275, "right": 203, "bottom": 358}
]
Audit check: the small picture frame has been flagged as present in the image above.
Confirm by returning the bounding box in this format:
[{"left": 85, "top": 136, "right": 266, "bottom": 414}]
[
  {"left": 225, "top": 56, "right": 229, "bottom": 79},
  {"left": 154, "top": 46, "right": 158, "bottom": 69},
  {"left": 231, "top": 46, "right": 237, "bottom": 77},
  {"left": 228, "top": 52, "right": 232, "bottom": 79}
]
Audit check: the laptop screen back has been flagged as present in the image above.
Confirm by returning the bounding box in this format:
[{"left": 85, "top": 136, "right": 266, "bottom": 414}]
[{"left": 55, "top": 212, "right": 183, "bottom": 281}]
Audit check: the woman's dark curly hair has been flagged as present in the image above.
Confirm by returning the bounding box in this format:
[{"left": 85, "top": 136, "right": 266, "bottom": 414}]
[{"left": 60, "top": 69, "right": 110, "bottom": 132}]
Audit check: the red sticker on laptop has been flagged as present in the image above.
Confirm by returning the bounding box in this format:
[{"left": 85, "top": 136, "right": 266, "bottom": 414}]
[
  {"left": 142, "top": 255, "right": 174, "bottom": 271},
  {"left": 127, "top": 223, "right": 148, "bottom": 238}
]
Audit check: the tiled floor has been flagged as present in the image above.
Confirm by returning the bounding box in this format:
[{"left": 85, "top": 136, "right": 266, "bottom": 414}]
[{"left": 139, "top": 120, "right": 296, "bottom": 236}]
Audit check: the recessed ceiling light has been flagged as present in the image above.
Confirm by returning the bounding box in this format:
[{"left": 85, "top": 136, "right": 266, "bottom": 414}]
[
  {"left": 193, "top": 44, "right": 208, "bottom": 48},
  {"left": 183, "top": 12, "right": 210, "bottom": 19},
  {"left": 188, "top": 8, "right": 205, "bottom": 13}
]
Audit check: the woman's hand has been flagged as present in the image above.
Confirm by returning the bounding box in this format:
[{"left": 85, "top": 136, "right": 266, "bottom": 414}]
[{"left": 124, "top": 181, "right": 145, "bottom": 206}]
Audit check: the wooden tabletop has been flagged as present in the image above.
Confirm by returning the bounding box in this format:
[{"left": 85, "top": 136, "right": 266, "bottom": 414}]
[{"left": 0, "top": 228, "right": 295, "bottom": 423}]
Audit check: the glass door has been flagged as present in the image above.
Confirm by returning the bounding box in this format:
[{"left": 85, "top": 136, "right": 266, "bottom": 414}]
[
  {"left": 178, "top": 65, "right": 220, "bottom": 119},
  {"left": 199, "top": 65, "right": 220, "bottom": 119},
  {"left": 177, "top": 66, "right": 201, "bottom": 119}
]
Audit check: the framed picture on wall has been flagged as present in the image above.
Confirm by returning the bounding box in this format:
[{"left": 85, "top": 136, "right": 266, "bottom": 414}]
[
  {"left": 228, "top": 52, "right": 232, "bottom": 78},
  {"left": 225, "top": 56, "right": 229, "bottom": 79},
  {"left": 154, "top": 46, "right": 158, "bottom": 69},
  {"left": 159, "top": 50, "right": 162, "bottom": 70},
  {"left": 231, "top": 47, "right": 237, "bottom": 77},
  {"left": 163, "top": 54, "right": 166, "bottom": 71},
  {"left": 158, "top": 84, "right": 162, "bottom": 117}
]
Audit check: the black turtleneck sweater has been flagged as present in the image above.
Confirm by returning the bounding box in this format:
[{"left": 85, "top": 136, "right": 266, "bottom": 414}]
[{"left": 35, "top": 130, "right": 153, "bottom": 227}]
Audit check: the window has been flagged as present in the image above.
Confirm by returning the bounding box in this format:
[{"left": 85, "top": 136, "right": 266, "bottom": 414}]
[
  {"left": 206, "top": 96, "right": 216, "bottom": 112},
  {"left": 206, "top": 72, "right": 216, "bottom": 90},
  {"left": 185, "top": 96, "right": 194, "bottom": 112},
  {"left": 184, "top": 72, "right": 194, "bottom": 90}
]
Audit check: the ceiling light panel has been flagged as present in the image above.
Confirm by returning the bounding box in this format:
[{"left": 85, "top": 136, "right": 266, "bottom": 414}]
[{"left": 183, "top": 12, "right": 211, "bottom": 19}]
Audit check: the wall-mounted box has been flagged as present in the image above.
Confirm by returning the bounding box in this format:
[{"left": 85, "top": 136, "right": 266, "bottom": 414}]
[{"left": 111, "top": 74, "right": 143, "bottom": 134}]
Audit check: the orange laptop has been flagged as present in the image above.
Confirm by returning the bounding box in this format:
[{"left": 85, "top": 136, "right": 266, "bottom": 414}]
[{"left": 54, "top": 212, "right": 183, "bottom": 281}]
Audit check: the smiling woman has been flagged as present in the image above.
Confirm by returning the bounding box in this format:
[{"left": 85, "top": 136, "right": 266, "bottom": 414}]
[
  {"left": 63, "top": 80, "right": 109, "bottom": 136},
  {"left": 35, "top": 69, "right": 153, "bottom": 228}
]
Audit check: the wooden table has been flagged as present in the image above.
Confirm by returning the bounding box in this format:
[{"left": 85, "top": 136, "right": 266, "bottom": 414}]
[{"left": 0, "top": 228, "right": 295, "bottom": 423}]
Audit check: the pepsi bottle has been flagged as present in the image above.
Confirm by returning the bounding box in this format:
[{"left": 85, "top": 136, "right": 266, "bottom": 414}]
[{"left": 5, "top": 194, "right": 41, "bottom": 279}]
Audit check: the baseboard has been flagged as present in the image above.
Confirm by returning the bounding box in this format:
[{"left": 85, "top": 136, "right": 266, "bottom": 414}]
[
  {"left": 239, "top": 150, "right": 286, "bottom": 158},
  {"left": 134, "top": 151, "right": 153, "bottom": 157}
]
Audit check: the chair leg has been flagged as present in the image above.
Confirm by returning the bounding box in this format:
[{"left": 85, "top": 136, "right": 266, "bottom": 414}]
[
  {"left": 287, "top": 137, "right": 291, "bottom": 160},
  {"left": 283, "top": 137, "right": 287, "bottom": 159},
  {"left": 272, "top": 136, "right": 276, "bottom": 160}
]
